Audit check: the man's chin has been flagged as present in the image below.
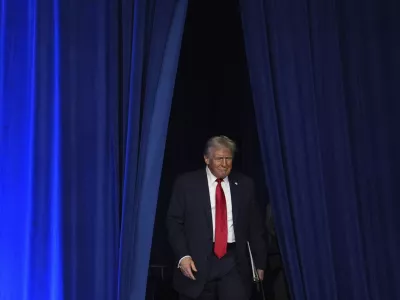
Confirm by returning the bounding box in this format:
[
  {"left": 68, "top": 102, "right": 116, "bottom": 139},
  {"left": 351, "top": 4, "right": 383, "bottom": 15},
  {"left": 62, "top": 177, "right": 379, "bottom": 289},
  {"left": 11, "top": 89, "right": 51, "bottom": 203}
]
[{"left": 218, "top": 170, "right": 230, "bottom": 178}]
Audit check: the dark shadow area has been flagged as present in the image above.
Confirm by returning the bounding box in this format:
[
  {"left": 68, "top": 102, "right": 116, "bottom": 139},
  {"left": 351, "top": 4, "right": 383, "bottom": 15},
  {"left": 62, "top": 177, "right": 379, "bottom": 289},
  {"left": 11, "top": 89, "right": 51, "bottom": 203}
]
[{"left": 147, "top": 0, "right": 288, "bottom": 299}]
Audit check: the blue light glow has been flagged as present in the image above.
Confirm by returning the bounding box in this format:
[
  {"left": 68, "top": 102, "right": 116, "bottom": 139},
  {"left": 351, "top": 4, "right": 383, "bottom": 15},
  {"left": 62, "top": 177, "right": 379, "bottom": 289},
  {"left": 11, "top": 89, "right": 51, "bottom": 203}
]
[
  {"left": 50, "top": 0, "right": 63, "bottom": 300},
  {"left": 50, "top": 0, "right": 63, "bottom": 298},
  {"left": 0, "top": 0, "right": 64, "bottom": 298}
]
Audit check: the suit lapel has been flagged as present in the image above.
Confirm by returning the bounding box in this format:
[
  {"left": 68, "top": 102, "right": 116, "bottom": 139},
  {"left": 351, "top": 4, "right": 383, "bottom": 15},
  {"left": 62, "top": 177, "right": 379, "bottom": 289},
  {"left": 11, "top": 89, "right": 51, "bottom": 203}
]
[
  {"left": 198, "top": 169, "right": 213, "bottom": 238},
  {"left": 229, "top": 172, "right": 240, "bottom": 226}
]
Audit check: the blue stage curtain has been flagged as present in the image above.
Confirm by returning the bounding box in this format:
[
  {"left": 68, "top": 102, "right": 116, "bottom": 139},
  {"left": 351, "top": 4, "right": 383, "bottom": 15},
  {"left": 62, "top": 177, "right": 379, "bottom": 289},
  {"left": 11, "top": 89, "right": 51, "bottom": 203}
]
[
  {"left": 240, "top": 0, "right": 400, "bottom": 299},
  {"left": 116, "top": 1, "right": 187, "bottom": 300},
  {"left": 0, "top": 0, "right": 187, "bottom": 299},
  {"left": 0, "top": 0, "right": 120, "bottom": 299}
]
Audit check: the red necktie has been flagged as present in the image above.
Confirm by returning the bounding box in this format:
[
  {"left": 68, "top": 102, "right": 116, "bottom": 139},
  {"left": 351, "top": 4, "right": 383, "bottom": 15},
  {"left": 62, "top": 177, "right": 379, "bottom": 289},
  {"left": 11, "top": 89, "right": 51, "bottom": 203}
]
[{"left": 214, "top": 178, "right": 228, "bottom": 259}]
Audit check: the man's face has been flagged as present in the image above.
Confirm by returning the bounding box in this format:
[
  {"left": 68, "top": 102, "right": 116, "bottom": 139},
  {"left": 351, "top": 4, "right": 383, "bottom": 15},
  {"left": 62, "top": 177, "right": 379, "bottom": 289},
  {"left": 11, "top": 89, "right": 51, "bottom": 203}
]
[{"left": 204, "top": 147, "right": 233, "bottom": 179}]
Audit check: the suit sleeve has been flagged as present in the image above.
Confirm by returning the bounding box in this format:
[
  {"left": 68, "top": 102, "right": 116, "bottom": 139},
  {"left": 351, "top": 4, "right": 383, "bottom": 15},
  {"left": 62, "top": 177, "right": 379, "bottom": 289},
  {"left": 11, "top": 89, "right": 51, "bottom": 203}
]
[
  {"left": 248, "top": 180, "right": 267, "bottom": 270},
  {"left": 166, "top": 176, "right": 190, "bottom": 262}
]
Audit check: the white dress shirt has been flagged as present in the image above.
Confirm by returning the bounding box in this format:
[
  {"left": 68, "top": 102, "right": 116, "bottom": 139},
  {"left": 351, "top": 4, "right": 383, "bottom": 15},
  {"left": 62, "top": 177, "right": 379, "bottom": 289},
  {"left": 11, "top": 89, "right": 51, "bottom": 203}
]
[
  {"left": 178, "top": 167, "right": 235, "bottom": 267},
  {"left": 206, "top": 166, "right": 235, "bottom": 243}
]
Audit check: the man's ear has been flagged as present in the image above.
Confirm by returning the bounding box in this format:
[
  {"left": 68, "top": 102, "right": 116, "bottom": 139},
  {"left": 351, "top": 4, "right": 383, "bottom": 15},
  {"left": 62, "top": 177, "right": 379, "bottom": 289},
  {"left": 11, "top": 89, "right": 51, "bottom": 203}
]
[{"left": 204, "top": 155, "right": 209, "bottom": 165}]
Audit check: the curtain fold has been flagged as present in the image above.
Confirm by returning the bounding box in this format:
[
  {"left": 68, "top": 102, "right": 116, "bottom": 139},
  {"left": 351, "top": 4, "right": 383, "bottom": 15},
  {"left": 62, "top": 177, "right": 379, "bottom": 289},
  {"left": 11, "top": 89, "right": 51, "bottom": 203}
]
[
  {"left": 240, "top": 0, "right": 400, "bottom": 299},
  {"left": 117, "top": 0, "right": 188, "bottom": 299}
]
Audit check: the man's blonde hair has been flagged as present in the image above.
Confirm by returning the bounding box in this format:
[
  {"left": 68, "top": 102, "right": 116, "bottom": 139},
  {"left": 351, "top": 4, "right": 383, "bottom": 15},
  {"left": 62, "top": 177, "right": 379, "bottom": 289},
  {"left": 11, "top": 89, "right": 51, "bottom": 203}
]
[{"left": 204, "top": 135, "right": 237, "bottom": 157}]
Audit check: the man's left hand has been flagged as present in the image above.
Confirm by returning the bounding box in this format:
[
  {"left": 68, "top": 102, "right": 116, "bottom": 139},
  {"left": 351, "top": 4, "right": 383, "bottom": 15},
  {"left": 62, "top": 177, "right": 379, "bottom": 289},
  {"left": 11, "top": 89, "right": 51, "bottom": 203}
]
[{"left": 256, "top": 269, "right": 264, "bottom": 281}]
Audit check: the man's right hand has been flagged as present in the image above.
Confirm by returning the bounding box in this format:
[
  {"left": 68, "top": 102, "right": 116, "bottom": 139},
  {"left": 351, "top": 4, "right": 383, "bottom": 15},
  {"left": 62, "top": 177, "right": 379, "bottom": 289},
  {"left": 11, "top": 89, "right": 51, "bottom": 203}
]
[{"left": 179, "top": 257, "right": 197, "bottom": 280}]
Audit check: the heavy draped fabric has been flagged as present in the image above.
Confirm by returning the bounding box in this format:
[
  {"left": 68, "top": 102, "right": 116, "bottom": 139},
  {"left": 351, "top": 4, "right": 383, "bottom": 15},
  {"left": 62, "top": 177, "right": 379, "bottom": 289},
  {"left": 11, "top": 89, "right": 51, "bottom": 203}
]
[
  {"left": 0, "top": 0, "right": 187, "bottom": 299},
  {"left": 240, "top": 0, "right": 400, "bottom": 299},
  {"left": 117, "top": 1, "right": 187, "bottom": 299}
]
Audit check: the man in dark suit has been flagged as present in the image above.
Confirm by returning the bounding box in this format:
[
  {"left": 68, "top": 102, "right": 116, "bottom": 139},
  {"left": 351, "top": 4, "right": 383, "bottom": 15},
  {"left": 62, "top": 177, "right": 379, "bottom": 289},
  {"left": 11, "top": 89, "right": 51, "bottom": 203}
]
[{"left": 166, "top": 136, "right": 266, "bottom": 300}]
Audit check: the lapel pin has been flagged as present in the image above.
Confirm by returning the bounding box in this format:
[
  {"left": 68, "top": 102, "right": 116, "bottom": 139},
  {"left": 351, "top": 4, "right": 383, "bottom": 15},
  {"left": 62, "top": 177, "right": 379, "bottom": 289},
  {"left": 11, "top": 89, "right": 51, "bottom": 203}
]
[{"left": 234, "top": 181, "right": 238, "bottom": 185}]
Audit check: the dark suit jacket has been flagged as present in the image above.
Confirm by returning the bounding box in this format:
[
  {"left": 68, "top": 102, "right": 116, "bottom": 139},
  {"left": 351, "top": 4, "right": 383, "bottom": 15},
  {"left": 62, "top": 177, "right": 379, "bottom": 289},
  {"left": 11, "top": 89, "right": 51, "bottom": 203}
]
[{"left": 166, "top": 169, "right": 267, "bottom": 298}]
